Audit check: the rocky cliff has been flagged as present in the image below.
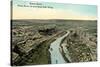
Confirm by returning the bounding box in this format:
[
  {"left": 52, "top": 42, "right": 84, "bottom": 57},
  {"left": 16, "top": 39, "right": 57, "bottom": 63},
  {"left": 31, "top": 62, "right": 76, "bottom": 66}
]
[{"left": 61, "top": 28, "right": 97, "bottom": 62}]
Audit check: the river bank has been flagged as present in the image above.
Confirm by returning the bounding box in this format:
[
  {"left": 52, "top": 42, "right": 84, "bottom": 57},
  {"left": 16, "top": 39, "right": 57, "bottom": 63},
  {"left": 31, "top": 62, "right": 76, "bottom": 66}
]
[
  {"left": 60, "top": 28, "right": 97, "bottom": 62},
  {"left": 49, "top": 31, "right": 70, "bottom": 64}
]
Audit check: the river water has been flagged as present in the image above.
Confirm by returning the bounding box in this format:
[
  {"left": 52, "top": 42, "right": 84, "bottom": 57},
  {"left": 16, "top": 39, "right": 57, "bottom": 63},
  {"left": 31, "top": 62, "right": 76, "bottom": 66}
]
[{"left": 49, "top": 31, "right": 70, "bottom": 64}]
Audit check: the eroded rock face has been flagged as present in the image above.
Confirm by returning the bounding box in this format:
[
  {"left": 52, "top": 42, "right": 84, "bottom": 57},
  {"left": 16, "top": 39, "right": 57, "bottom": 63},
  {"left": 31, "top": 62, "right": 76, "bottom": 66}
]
[
  {"left": 61, "top": 28, "right": 97, "bottom": 62},
  {"left": 12, "top": 52, "right": 20, "bottom": 65},
  {"left": 11, "top": 25, "right": 58, "bottom": 66},
  {"left": 38, "top": 25, "right": 57, "bottom": 36}
]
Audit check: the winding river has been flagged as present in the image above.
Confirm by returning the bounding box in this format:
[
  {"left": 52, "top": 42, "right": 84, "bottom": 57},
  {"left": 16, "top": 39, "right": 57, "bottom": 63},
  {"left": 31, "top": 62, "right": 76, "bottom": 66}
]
[{"left": 49, "top": 31, "right": 70, "bottom": 64}]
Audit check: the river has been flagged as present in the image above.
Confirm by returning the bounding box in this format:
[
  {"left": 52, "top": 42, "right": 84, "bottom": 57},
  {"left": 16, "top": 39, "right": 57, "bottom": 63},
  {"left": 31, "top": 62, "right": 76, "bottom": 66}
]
[{"left": 49, "top": 31, "right": 70, "bottom": 64}]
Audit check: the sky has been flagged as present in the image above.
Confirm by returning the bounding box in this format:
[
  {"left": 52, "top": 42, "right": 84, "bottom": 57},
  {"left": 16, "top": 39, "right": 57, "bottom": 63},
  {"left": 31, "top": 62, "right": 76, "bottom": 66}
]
[{"left": 12, "top": 0, "right": 97, "bottom": 20}]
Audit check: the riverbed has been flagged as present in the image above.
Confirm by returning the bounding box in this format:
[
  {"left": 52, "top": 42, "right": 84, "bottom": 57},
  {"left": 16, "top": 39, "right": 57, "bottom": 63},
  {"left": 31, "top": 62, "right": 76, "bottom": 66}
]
[{"left": 49, "top": 31, "right": 70, "bottom": 64}]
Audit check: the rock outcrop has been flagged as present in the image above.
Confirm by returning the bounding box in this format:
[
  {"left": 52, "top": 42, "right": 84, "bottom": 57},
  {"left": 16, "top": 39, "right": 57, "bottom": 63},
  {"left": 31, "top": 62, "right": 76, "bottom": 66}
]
[{"left": 61, "top": 28, "right": 97, "bottom": 62}]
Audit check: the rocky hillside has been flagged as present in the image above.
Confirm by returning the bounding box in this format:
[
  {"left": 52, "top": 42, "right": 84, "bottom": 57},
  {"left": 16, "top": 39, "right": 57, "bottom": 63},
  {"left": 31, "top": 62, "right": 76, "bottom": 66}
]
[
  {"left": 11, "top": 25, "right": 66, "bottom": 66},
  {"left": 61, "top": 28, "right": 97, "bottom": 62}
]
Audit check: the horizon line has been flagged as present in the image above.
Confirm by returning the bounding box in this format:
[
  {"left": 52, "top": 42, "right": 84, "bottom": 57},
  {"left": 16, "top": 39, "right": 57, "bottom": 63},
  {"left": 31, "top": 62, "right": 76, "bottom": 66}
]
[{"left": 11, "top": 19, "right": 97, "bottom": 21}]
